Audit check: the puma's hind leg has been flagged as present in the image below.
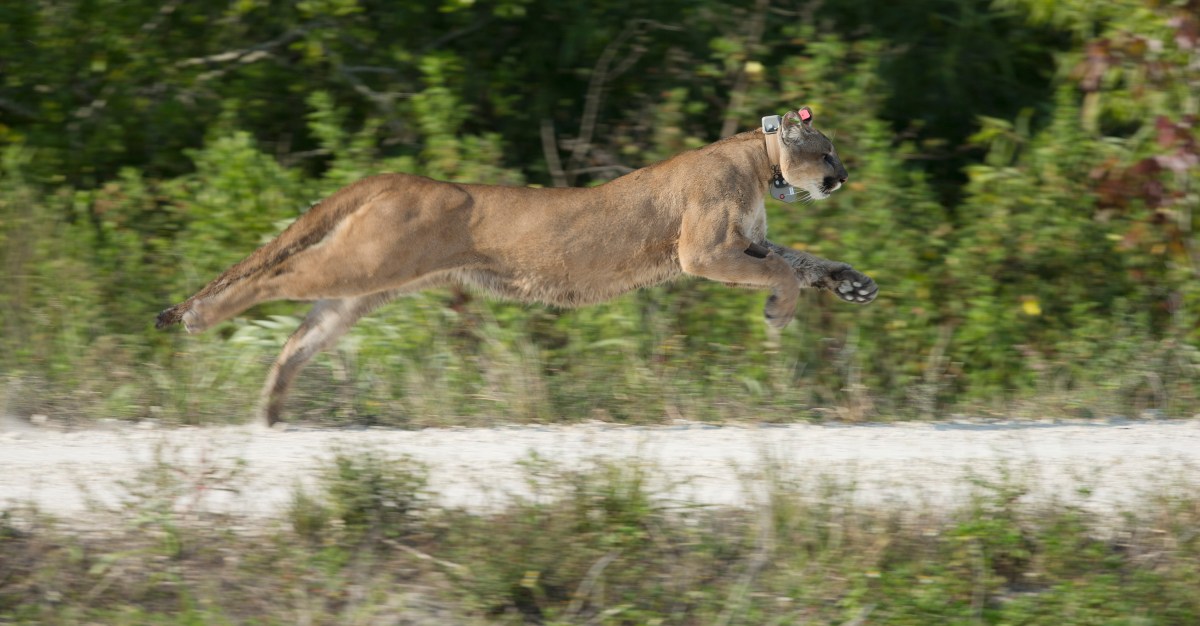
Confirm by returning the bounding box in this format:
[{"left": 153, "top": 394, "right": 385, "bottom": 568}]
[
  {"left": 258, "top": 291, "right": 398, "bottom": 426},
  {"left": 180, "top": 250, "right": 406, "bottom": 334},
  {"left": 183, "top": 282, "right": 280, "bottom": 334}
]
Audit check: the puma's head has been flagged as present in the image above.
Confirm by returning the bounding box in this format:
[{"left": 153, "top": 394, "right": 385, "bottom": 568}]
[{"left": 777, "top": 107, "right": 848, "bottom": 200}]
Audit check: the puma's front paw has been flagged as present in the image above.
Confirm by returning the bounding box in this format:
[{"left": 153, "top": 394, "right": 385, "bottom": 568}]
[
  {"left": 764, "top": 292, "right": 798, "bottom": 329},
  {"left": 827, "top": 267, "right": 878, "bottom": 304}
]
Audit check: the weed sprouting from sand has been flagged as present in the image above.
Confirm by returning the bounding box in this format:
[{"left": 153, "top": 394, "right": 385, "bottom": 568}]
[{"left": 289, "top": 446, "right": 431, "bottom": 546}]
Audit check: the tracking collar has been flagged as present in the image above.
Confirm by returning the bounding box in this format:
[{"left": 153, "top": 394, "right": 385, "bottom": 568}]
[{"left": 761, "top": 112, "right": 806, "bottom": 203}]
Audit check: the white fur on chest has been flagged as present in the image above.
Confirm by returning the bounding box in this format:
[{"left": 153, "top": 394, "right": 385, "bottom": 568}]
[{"left": 739, "top": 199, "right": 768, "bottom": 243}]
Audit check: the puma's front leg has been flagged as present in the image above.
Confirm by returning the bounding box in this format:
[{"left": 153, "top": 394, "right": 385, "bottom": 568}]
[
  {"left": 680, "top": 231, "right": 802, "bottom": 329},
  {"left": 762, "top": 241, "right": 878, "bottom": 304}
]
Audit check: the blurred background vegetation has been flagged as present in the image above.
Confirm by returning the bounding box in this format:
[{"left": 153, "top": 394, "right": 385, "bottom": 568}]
[{"left": 0, "top": 0, "right": 1197, "bottom": 425}]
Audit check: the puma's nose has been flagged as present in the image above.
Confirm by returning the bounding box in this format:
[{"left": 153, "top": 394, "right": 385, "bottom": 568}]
[{"left": 838, "top": 174, "right": 848, "bottom": 184}]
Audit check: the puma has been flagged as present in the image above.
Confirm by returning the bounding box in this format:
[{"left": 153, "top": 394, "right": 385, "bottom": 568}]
[{"left": 156, "top": 107, "right": 878, "bottom": 425}]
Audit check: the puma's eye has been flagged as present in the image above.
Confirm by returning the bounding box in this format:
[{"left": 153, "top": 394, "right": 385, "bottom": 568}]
[{"left": 823, "top": 153, "right": 836, "bottom": 166}]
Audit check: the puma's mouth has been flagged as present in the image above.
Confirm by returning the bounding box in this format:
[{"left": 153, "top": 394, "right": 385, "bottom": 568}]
[
  {"left": 802, "top": 181, "right": 834, "bottom": 201},
  {"left": 820, "top": 176, "right": 843, "bottom": 196}
]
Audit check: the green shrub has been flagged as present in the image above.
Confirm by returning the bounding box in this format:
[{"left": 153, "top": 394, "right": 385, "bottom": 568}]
[{"left": 291, "top": 448, "right": 431, "bottom": 546}]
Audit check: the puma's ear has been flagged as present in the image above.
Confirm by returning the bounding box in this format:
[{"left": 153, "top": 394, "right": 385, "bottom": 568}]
[
  {"left": 780, "top": 107, "right": 813, "bottom": 144},
  {"left": 782, "top": 107, "right": 814, "bottom": 128}
]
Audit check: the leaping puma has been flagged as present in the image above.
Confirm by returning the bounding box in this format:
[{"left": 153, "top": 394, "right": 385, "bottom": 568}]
[{"left": 157, "top": 108, "right": 878, "bottom": 425}]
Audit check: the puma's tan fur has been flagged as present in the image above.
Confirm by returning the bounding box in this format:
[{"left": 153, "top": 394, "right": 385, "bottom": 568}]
[{"left": 157, "top": 109, "right": 877, "bottom": 425}]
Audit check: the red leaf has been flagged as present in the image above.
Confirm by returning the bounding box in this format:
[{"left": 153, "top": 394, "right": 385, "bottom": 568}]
[
  {"left": 1171, "top": 13, "right": 1199, "bottom": 50},
  {"left": 1157, "top": 116, "right": 1178, "bottom": 147}
]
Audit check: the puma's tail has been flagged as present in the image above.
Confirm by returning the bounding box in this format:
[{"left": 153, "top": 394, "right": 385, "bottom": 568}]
[{"left": 155, "top": 304, "right": 187, "bottom": 329}]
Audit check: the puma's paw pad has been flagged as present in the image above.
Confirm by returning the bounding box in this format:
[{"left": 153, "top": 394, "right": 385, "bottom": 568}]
[{"left": 830, "top": 268, "right": 878, "bottom": 304}]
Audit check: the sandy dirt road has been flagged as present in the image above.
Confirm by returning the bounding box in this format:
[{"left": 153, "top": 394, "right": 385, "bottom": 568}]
[{"left": 1, "top": 417, "right": 1198, "bottom": 519}]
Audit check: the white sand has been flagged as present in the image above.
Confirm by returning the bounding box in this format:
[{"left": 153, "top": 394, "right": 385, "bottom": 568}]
[{"left": 2, "top": 417, "right": 1197, "bottom": 518}]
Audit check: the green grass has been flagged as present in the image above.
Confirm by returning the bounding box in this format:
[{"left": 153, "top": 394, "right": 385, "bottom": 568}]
[
  {"left": 5, "top": 291, "right": 1196, "bottom": 429},
  {"left": 2, "top": 451, "right": 1198, "bottom": 625}
]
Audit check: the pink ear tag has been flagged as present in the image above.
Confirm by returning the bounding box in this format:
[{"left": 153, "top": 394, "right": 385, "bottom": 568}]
[{"left": 798, "top": 109, "right": 811, "bottom": 121}]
